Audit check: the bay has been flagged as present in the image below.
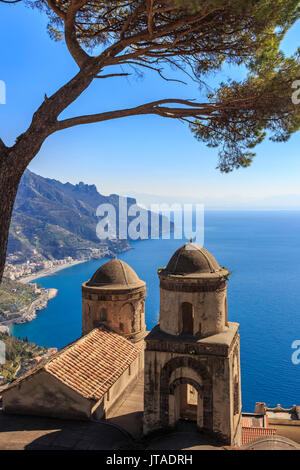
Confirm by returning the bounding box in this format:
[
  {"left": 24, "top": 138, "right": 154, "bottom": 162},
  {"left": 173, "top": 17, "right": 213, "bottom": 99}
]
[{"left": 11, "top": 210, "right": 300, "bottom": 411}]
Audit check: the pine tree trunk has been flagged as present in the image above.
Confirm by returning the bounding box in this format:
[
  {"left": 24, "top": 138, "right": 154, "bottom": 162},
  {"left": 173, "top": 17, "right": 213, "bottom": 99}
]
[
  {"left": 0, "top": 61, "right": 103, "bottom": 283},
  {"left": 0, "top": 148, "right": 25, "bottom": 281}
]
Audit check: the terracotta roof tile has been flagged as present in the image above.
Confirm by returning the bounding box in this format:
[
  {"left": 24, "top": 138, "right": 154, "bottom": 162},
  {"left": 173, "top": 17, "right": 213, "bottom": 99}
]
[
  {"left": 242, "top": 417, "right": 252, "bottom": 427},
  {"left": 2, "top": 328, "right": 141, "bottom": 401},
  {"left": 242, "top": 427, "right": 277, "bottom": 445}
]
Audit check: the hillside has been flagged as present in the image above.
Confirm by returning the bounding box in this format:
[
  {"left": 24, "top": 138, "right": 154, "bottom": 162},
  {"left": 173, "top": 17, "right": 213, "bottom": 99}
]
[
  {"left": 7, "top": 170, "right": 170, "bottom": 264},
  {"left": 0, "top": 332, "right": 52, "bottom": 385},
  {"left": 0, "top": 277, "right": 55, "bottom": 325},
  {"left": 0, "top": 278, "right": 39, "bottom": 316}
]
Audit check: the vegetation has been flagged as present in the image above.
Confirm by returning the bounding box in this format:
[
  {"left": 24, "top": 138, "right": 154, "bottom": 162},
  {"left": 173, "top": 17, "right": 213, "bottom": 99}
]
[
  {"left": 0, "top": 0, "right": 299, "bottom": 280},
  {"left": 7, "top": 169, "right": 171, "bottom": 262},
  {"left": 8, "top": 169, "right": 130, "bottom": 262},
  {"left": 0, "top": 332, "right": 47, "bottom": 383},
  {"left": 157, "top": 267, "right": 166, "bottom": 274},
  {"left": 0, "top": 278, "right": 40, "bottom": 318},
  {"left": 223, "top": 269, "right": 232, "bottom": 281}
]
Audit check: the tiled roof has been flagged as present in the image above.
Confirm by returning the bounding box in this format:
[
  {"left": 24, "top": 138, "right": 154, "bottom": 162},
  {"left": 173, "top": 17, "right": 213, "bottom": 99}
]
[
  {"left": 46, "top": 328, "right": 140, "bottom": 400},
  {"left": 242, "top": 418, "right": 252, "bottom": 427},
  {"left": 242, "top": 413, "right": 266, "bottom": 428},
  {"left": 242, "top": 427, "right": 277, "bottom": 445},
  {"left": 2, "top": 328, "right": 141, "bottom": 401}
]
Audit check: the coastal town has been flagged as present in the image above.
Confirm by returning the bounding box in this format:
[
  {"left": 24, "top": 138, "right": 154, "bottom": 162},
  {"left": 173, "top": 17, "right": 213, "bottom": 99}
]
[
  {"left": 4, "top": 256, "right": 75, "bottom": 281},
  {"left": 0, "top": 244, "right": 125, "bottom": 332},
  {"left": 0, "top": 0, "right": 300, "bottom": 455},
  {"left": 4, "top": 247, "right": 114, "bottom": 283}
]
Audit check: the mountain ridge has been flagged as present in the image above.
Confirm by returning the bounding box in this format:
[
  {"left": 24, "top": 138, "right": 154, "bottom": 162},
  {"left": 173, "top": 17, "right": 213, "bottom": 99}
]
[
  {"left": 7, "top": 170, "right": 134, "bottom": 263},
  {"left": 7, "top": 170, "right": 173, "bottom": 264}
]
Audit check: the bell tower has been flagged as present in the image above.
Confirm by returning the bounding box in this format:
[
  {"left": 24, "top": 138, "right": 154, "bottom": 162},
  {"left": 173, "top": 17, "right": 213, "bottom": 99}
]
[
  {"left": 82, "top": 258, "right": 146, "bottom": 344},
  {"left": 143, "top": 242, "right": 242, "bottom": 446}
]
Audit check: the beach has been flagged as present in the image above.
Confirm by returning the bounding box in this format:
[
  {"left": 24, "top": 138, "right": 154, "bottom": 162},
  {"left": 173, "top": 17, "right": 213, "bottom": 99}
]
[{"left": 18, "top": 259, "right": 88, "bottom": 284}]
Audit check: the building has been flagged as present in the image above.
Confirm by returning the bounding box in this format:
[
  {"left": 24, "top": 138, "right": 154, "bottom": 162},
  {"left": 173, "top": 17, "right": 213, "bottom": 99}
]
[
  {"left": 2, "top": 328, "right": 143, "bottom": 420},
  {"left": 0, "top": 243, "right": 259, "bottom": 448},
  {"left": 254, "top": 403, "right": 300, "bottom": 444},
  {"left": 82, "top": 257, "right": 146, "bottom": 343},
  {"left": 2, "top": 259, "right": 146, "bottom": 421},
  {"left": 2, "top": 243, "right": 300, "bottom": 450},
  {"left": 143, "top": 242, "right": 242, "bottom": 446},
  {"left": 241, "top": 412, "right": 277, "bottom": 445}
]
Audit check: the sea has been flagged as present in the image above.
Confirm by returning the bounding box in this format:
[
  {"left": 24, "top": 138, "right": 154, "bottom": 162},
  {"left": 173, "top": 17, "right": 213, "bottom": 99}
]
[{"left": 10, "top": 210, "right": 300, "bottom": 412}]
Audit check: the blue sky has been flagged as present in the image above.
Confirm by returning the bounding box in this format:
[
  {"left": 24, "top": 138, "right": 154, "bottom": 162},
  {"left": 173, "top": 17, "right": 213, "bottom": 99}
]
[{"left": 0, "top": 3, "right": 300, "bottom": 209}]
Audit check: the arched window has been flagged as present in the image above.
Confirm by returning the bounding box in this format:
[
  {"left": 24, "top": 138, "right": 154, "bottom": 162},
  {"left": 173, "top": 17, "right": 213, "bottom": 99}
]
[
  {"left": 100, "top": 308, "right": 107, "bottom": 321},
  {"left": 233, "top": 351, "right": 240, "bottom": 415},
  {"left": 224, "top": 297, "right": 228, "bottom": 325},
  {"left": 181, "top": 302, "right": 194, "bottom": 335}
]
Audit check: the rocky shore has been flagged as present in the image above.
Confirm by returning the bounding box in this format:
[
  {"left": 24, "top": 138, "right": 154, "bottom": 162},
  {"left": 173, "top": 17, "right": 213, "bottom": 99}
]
[
  {"left": 0, "top": 288, "right": 58, "bottom": 328},
  {"left": 2, "top": 247, "right": 131, "bottom": 329}
]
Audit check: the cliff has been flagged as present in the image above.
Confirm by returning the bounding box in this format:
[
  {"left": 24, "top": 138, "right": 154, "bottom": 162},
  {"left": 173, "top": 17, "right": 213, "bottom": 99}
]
[
  {"left": 7, "top": 170, "right": 173, "bottom": 264},
  {"left": 0, "top": 278, "right": 57, "bottom": 326}
]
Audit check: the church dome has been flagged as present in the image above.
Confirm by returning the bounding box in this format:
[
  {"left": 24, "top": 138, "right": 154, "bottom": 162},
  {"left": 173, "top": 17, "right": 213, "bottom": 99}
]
[
  {"left": 86, "top": 258, "right": 144, "bottom": 288},
  {"left": 165, "top": 242, "right": 223, "bottom": 276}
]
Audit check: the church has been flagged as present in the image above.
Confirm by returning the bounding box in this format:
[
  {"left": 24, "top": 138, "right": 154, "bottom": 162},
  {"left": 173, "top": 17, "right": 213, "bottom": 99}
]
[{"left": 1, "top": 242, "right": 242, "bottom": 447}]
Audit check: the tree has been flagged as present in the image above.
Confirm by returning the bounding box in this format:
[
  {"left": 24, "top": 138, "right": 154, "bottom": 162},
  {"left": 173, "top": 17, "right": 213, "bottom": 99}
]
[{"left": 0, "top": 0, "right": 299, "bottom": 280}]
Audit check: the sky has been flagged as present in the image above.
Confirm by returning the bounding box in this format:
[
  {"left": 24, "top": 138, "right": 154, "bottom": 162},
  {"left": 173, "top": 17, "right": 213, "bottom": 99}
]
[{"left": 0, "top": 3, "right": 300, "bottom": 209}]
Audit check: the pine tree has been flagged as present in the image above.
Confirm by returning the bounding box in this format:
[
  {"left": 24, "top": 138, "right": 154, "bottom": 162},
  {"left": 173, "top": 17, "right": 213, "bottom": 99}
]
[{"left": 0, "top": 0, "right": 299, "bottom": 279}]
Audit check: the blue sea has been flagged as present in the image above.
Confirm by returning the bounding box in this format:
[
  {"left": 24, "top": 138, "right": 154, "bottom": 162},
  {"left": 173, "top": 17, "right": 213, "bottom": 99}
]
[{"left": 11, "top": 211, "right": 300, "bottom": 412}]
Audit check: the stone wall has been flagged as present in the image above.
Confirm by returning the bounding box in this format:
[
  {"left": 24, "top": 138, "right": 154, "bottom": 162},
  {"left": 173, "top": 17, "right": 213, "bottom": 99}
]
[
  {"left": 2, "top": 370, "right": 97, "bottom": 420},
  {"left": 2, "top": 347, "right": 145, "bottom": 423},
  {"left": 159, "top": 275, "right": 228, "bottom": 338},
  {"left": 159, "top": 286, "right": 228, "bottom": 337},
  {"left": 143, "top": 323, "right": 242, "bottom": 446},
  {"left": 82, "top": 283, "right": 146, "bottom": 342}
]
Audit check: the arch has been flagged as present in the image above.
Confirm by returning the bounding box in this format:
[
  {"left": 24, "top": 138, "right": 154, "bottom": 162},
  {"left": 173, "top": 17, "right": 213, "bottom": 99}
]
[
  {"left": 120, "top": 302, "right": 135, "bottom": 315},
  {"left": 232, "top": 348, "right": 240, "bottom": 415},
  {"left": 224, "top": 296, "right": 228, "bottom": 325},
  {"left": 181, "top": 302, "right": 194, "bottom": 335},
  {"left": 160, "top": 356, "right": 213, "bottom": 430},
  {"left": 169, "top": 377, "right": 203, "bottom": 426},
  {"left": 100, "top": 307, "right": 107, "bottom": 321},
  {"left": 120, "top": 302, "right": 135, "bottom": 332},
  {"left": 169, "top": 377, "right": 203, "bottom": 395}
]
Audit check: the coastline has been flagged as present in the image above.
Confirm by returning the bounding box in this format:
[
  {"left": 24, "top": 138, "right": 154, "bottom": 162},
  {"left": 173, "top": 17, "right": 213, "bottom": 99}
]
[
  {"left": 0, "top": 258, "right": 93, "bottom": 332},
  {"left": 18, "top": 259, "right": 89, "bottom": 284},
  {"left": 0, "top": 288, "right": 58, "bottom": 330},
  {"left": 17, "top": 245, "right": 134, "bottom": 284},
  {"left": 4, "top": 245, "right": 133, "bottom": 329},
  {"left": 47, "top": 288, "right": 58, "bottom": 301}
]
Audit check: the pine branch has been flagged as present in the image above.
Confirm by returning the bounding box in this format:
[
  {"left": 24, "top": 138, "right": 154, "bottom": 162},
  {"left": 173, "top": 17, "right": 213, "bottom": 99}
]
[{"left": 56, "top": 99, "right": 218, "bottom": 131}]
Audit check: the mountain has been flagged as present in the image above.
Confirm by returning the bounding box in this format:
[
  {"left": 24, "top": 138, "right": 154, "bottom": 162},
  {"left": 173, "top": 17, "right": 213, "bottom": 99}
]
[{"left": 7, "top": 170, "right": 172, "bottom": 264}]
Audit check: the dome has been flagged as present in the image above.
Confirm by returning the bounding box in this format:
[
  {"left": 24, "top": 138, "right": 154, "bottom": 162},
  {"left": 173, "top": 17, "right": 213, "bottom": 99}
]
[
  {"left": 86, "top": 258, "right": 144, "bottom": 288},
  {"left": 165, "top": 242, "right": 223, "bottom": 276}
]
